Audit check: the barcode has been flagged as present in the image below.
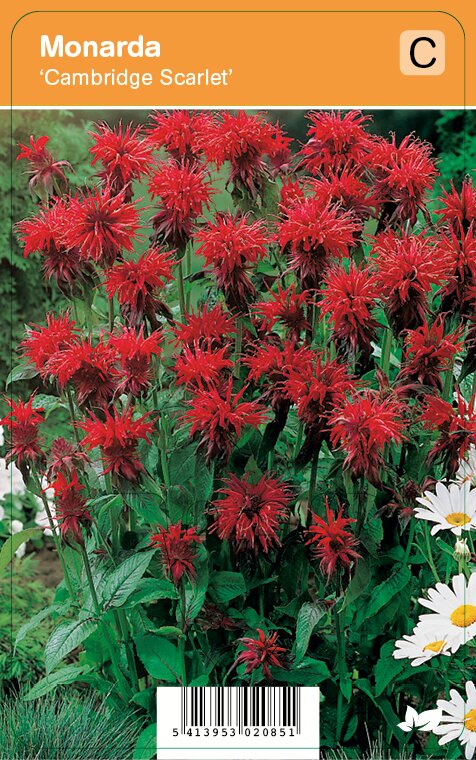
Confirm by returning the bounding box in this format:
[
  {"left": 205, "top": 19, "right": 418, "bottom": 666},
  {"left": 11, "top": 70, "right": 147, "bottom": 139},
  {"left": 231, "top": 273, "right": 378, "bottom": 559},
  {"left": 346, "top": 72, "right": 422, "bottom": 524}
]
[{"left": 180, "top": 686, "right": 301, "bottom": 735}]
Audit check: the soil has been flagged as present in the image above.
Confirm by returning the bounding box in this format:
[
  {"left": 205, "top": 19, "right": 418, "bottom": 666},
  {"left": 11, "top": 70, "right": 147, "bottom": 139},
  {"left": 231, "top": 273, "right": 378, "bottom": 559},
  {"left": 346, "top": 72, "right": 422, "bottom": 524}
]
[{"left": 26, "top": 544, "right": 63, "bottom": 589}]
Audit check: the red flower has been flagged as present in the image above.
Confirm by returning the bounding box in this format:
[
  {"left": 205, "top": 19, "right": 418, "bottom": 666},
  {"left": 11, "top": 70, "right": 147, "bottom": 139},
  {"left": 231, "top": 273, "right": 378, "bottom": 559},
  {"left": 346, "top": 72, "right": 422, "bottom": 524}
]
[
  {"left": 21, "top": 313, "right": 79, "bottom": 377},
  {"left": 211, "top": 473, "right": 292, "bottom": 554},
  {"left": 64, "top": 187, "right": 140, "bottom": 265},
  {"left": 278, "top": 196, "right": 359, "bottom": 290},
  {"left": 372, "top": 230, "right": 452, "bottom": 334},
  {"left": 174, "top": 345, "right": 232, "bottom": 390},
  {"left": 89, "top": 121, "right": 153, "bottom": 199},
  {"left": 437, "top": 227, "right": 476, "bottom": 313},
  {"left": 200, "top": 111, "right": 291, "bottom": 199},
  {"left": 16, "top": 199, "right": 92, "bottom": 293},
  {"left": 46, "top": 437, "right": 89, "bottom": 480},
  {"left": 196, "top": 213, "right": 270, "bottom": 310},
  {"left": 182, "top": 381, "right": 267, "bottom": 464},
  {"left": 245, "top": 340, "right": 315, "bottom": 413},
  {"left": 320, "top": 262, "right": 380, "bottom": 361},
  {"left": 172, "top": 304, "right": 236, "bottom": 349},
  {"left": 279, "top": 178, "right": 305, "bottom": 215},
  {"left": 421, "top": 393, "right": 476, "bottom": 477},
  {"left": 148, "top": 160, "right": 214, "bottom": 249},
  {"left": 50, "top": 470, "right": 91, "bottom": 545},
  {"left": 329, "top": 390, "right": 406, "bottom": 486},
  {"left": 235, "top": 629, "right": 286, "bottom": 680},
  {"left": 284, "top": 355, "right": 356, "bottom": 463},
  {"left": 368, "top": 134, "right": 438, "bottom": 226},
  {"left": 48, "top": 337, "right": 119, "bottom": 407},
  {"left": 252, "top": 284, "right": 312, "bottom": 340},
  {"left": 306, "top": 498, "right": 360, "bottom": 580},
  {"left": 0, "top": 396, "right": 45, "bottom": 466},
  {"left": 150, "top": 522, "right": 203, "bottom": 585},
  {"left": 298, "top": 110, "right": 372, "bottom": 174},
  {"left": 397, "top": 318, "right": 463, "bottom": 391},
  {"left": 437, "top": 179, "right": 476, "bottom": 232},
  {"left": 110, "top": 326, "right": 162, "bottom": 397},
  {"left": 79, "top": 406, "right": 154, "bottom": 481},
  {"left": 104, "top": 247, "right": 175, "bottom": 328},
  {"left": 308, "top": 166, "right": 376, "bottom": 221},
  {"left": 17, "top": 135, "right": 71, "bottom": 201},
  {"left": 147, "top": 110, "right": 211, "bottom": 162}
]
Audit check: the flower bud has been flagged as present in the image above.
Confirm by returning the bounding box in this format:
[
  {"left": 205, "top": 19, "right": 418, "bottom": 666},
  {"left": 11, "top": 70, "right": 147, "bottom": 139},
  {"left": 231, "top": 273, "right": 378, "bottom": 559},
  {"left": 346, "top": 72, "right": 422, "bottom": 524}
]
[{"left": 454, "top": 537, "right": 471, "bottom": 562}]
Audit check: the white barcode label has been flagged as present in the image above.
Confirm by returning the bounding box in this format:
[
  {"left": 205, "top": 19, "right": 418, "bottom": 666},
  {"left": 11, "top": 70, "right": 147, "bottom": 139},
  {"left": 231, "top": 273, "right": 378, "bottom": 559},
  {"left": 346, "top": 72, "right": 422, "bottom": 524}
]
[{"left": 156, "top": 686, "right": 320, "bottom": 759}]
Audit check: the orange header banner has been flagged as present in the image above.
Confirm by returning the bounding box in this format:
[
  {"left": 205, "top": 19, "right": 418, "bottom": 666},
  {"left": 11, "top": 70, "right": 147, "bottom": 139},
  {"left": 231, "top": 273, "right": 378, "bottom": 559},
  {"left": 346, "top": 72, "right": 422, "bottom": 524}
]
[{"left": 4, "top": 1, "right": 475, "bottom": 107}]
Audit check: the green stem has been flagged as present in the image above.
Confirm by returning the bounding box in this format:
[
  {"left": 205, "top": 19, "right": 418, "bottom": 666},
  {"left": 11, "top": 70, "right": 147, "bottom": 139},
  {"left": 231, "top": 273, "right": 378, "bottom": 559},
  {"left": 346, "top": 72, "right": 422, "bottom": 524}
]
[
  {"left": 37, "top": 485, "right": 76, "bottom": 603},
  {"left": 185, "top": 244, "right": 192, "bottom": 310},
  {"left": 355, "top": 478, "right": 367, "bottom": 537},
  {"left": 117, "top": 609, "right": 140, "bottom": 694},
  {"left": 333, "top": 579, "right": 346, "bottom": 743},
  {"left": 293, "top": 420, "right": 304, "bottom": 460},
  {"left": 159, "top": 417, "right": 171, "bottom": 490},
  {"left": 443, "top": 362, "right": 454, "bottom": 401},
  {"left": 403, "top": 518, "right": 416, "bottom": 566},
  {"left": 65, "top": 387, "right": 80, "bottom": 445},
  {"left": 381, "top": 327, "right": 393, "bottom": 376},
  {"left": 108, "top": 298, "right": 115, "bottom": 332},
  {"left": 179, "top": 582, "right": 187, "bottom": 686},
  {"left": 80, "top": 544, "right": 131, "bottom": 701},
  {"left": 177, "top": 258, "right": 186, "bottom": 323},
  {"left": 424, "top": 523, "right": 440, "bottom": 583},
  {"left": 308, "top": 451, "right": 319, "bottom": 510},
  {"left": 233, "top": 318, "right": 243, "bottom": 377}
]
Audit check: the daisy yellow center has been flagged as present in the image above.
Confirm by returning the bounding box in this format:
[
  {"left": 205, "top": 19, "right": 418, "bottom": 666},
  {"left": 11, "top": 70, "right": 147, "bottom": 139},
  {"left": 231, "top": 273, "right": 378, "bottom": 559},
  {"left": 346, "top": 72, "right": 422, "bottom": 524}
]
[
  {"left": 465, "top": 709, "right": 476, "bottom": 732},
  {"left": 446, "top": 512, "right": 470, "bottom": 526},
  {"left": 423, "top": 639, "right": 446, "bottom": 653},
  {"left": 450, "top": 604, "right": 476, "bottom": 628}
]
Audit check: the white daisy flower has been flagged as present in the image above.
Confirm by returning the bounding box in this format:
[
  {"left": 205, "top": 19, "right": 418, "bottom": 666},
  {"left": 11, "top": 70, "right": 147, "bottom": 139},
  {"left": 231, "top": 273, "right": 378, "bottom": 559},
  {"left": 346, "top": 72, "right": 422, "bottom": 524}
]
[
  {"left": 455, "top": 538, "right": 472, "bottom": 562},
  {"left": 434, "top": 681, "right": 476, "bottom": 759},
  {"left": 418, "top": 573, "right": 476, "bottom": 652},
  {"left": 393, "top": 621, "right": 452, "bottom": 667},
  {"left": 456, "top": 446, "right": 476, "bottom": 487},
  {"left": 398, "top": 704, "right": 442, "bottom": 733},
  {"left": 415, "top": 482, "right": 476, "bottom": 536}
]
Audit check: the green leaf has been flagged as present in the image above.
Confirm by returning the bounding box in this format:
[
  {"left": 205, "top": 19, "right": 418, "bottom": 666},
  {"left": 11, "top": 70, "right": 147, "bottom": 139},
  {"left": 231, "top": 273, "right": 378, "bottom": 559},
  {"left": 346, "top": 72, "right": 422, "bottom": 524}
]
[
  {"left": 133, "top": 723, "right": 157, "bottom": 760},
  {"left": 360, "top": 565, "right": 411, "bottom": 622},
  {"left": 374, "top": 640, "right": 405, "bottom": 696},
  {"left": 135, "top": 633, "right": 182, "bottom": 683},
  {"left": 24, "top": 665, "right": 87, "bottom": 700},
  {"left": 45, "top": 618, "right": 98, "bottom": 673},
  {"left": 294, "top": 602, "right": 326, "bottom": 664},
  {"left": 272, "top": 657, "right": 331, "bottom": 685},
  {"left": 0, "top": 527, "right": 42, "bottom": 573},
  {"left": 341, "top": 560, "right": 372, "bottom": 612},
  {"left": 102, "top": 551, "right": 155, "bottom": 608},
  {"left": 183, "top": 548, "right": 208, "bottom": 623},
  {"left": 209, "top": 571, "right": 246, "bottom": 604},
  {"left": 31, "top": 393, "right": 64, "bottom": 417},
  {"left": 124, "top": 577, "right": 178, "bottom": 607},
  {"left": 6, "top": 361, "right": 38, "bottom": 386},
  {"left": 15, "top": 604, "right": 61, "bottom": 650}
]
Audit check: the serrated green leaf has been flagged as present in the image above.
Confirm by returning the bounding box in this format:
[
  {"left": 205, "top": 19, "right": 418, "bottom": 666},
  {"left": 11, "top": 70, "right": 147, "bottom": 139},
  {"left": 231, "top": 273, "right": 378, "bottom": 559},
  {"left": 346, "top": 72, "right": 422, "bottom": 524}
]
[
  {"left": 374, "top": 640, "right": 405, "bottom": 696},
  {"left": 45, "top": 618, "right": 98, "bottom": 673},
  {"left": 102, "top": 551, "right": 155, "bottom": 608},
  {"left": 361, "top": 565, "right": 411, "bottom": 621},
  {"left": 15, "top": 603, "right": 61, "bottom": 650},
  {"left": 135, "top": 633, "right": 182, "bottom": 683},
  {"left": 24, "top": 665, "right": 87, "bottom": 700},
  {"left": 294, "top": 602, "right": 326, "bottom": 664},
  {"left": 124, "top": 577, "right": 178, "bottom": 607},
  {"left": 6, "top": 361, "right": 39, "bottom": 386},
  {"left": 272, "top": 657, "right": 331, "bottom": 685},
  {"left": 209, "top": 571, "right": 246, "bottom": 604}
]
